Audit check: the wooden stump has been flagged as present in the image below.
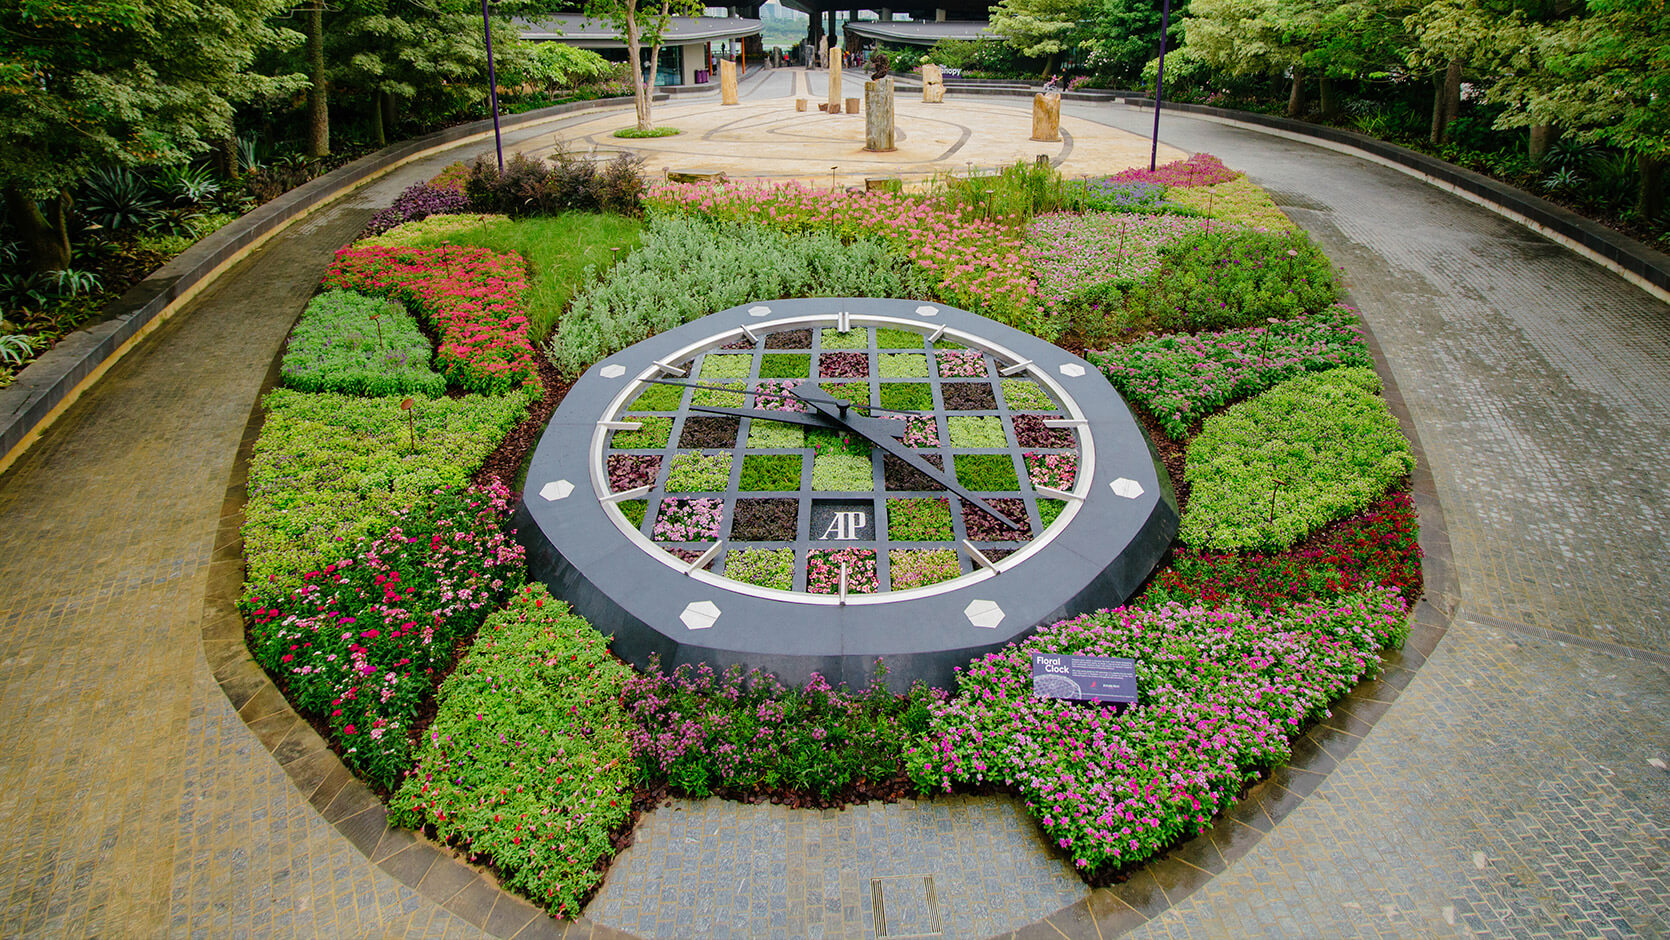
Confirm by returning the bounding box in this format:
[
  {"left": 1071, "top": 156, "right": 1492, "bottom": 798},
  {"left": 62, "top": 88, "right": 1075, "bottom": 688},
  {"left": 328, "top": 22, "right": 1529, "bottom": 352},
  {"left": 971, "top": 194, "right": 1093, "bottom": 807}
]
[
  {"left": 1031, "top": 92, "right": 1062, "bottom": 142},
  {"left": 846, "top": 96, "right": 860, "bottom": 113},
  {"left": 864, "top": 78, "right": 896, "bottom": 152},
  {"left": 719, "top": 59, "right": 738, "bottom": 106},
  {"left": 827, "top": 46, "right": 842, "bottom": 113},
  {"left": 796, "top": 98, "right": 808, "bottom": 112},
  {"left": 922, "top": 63, "right": 945, "bottom": 103}
]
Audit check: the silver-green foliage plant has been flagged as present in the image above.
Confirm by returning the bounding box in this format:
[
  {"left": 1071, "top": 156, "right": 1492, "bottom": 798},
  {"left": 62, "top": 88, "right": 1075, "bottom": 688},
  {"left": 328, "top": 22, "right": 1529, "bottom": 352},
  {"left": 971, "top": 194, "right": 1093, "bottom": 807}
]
[
  {"left": 1181, "top": 367, "right": 1413, "bottom": 551},
  {"left": 243, "top": 389, "right": 526, "bottom": 591},
  {"left": 280, "top": 290, "right": 446, "bottom": 397},
  {"left": 549, "top": 216, "right": 929, "bottom": 374}
]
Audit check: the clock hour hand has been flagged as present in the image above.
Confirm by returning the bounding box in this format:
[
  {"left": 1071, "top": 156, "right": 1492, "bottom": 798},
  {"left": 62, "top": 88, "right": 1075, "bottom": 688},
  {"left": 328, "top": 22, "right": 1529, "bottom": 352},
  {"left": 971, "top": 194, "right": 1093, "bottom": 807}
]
[
  {"left": 686, "top": 402, "right": 856, "bottom": 431},
  {"left": 788, "top": 385, "right": 1026, "bottom": 530}
]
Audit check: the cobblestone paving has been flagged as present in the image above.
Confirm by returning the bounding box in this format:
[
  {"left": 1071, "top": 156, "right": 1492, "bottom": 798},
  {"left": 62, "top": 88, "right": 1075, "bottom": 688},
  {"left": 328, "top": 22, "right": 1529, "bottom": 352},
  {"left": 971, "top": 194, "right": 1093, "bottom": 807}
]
[{"left": 592, "top": 796, "right": 1084, "bottom": 939}]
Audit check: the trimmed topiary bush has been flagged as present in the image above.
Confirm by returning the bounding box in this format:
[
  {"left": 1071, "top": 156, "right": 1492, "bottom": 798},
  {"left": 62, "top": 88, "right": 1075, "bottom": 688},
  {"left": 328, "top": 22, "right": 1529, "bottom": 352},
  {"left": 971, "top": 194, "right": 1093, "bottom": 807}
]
[{"left": 1181, "top": 367, "right": 1413, "bottom": 551}]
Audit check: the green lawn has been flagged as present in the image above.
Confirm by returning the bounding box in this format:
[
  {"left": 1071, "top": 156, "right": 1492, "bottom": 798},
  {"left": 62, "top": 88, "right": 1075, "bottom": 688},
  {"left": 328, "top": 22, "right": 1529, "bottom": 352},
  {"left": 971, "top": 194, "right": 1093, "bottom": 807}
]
[{"left": 403, "top": 213, "right": 644, "bottom": 341}]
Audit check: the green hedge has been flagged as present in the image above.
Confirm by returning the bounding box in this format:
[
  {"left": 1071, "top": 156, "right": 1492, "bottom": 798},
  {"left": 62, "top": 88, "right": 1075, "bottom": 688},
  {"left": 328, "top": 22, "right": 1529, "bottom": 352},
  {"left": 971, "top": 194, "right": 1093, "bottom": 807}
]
[
  {"left": 1180, "top": 367, "right": 1413, "bottom": 551},
  {"left": 279, "top": 290, "right": 446, "bottom": 397},
  {"left": 391, "top": 586, "right": 635, "bottom": 917},
  {"left": 548, "top": 216, "right": 928, "bottom": 374},
  {"left": 1127, "top": 229, "right": 1340, "bottom": 333},
  {"left": 243, "top": 389, "right": 526, "bottom": 591}
]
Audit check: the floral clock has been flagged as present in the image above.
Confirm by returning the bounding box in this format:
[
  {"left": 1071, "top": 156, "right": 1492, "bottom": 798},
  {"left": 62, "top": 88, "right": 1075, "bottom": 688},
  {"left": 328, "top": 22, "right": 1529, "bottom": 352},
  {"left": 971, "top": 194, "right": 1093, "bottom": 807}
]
[{"left": 516, "top": 298, "right": 1177, "bottom": 688}]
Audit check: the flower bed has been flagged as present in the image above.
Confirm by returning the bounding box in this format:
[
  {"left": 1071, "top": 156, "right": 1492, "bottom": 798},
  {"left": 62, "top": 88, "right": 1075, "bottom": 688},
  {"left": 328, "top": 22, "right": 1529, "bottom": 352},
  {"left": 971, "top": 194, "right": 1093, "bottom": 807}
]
[
  {"left": 246, "top": 483, "right": 525, "bottom": 787},
  {"left": 623, "top": 660, "right": 939, "bottom": 799},
  {"left": 1182, "top": 367, "right": 1414, "bottom": 551},
  {"left": 1108, "top": 153, "right": 1241, "bottom": 188},
  {"left": 242, "top": 389, "right": 526, "bottom": 591},
  {"left": 1089, "top": 304, "right": 1371, "bottom": 439},
  {"left": 908, "top": 588, "right": 1410, "bottom": 877},
  {"left": 279, "top": 290, "right": 446, "bottom": 398},
  {"left": 1029, "top": 213, "right": 1219, "bottom": 306},
  {"left": 322, "top": 244, "right": 540, "bottom": 395},
  {"left": 361, "top": 182, "right": 471, "bottom": 238},
  {"left": 389, "top": 585, "right": 635, "bottom": 916}
]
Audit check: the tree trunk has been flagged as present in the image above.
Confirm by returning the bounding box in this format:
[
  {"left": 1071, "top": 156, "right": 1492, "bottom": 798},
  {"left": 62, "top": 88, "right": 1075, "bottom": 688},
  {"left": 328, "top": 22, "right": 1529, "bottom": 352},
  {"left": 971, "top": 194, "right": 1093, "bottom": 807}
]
[
  {"left": 1430, "top": 57, "right": 1462, "bottom": 145},
  {"left": 217, "top": 137, "right": 240, "bottom": 180},
  {"left": 1640, "top": 154, "right": 1665, "bottom": 223},
  {"left": 1528, "top": 123, "right": 1557, "bottom": 161},
  {"left": 4, "top": 187, "right": 72, "bottom": 275},
  {"left": 1286, "top": 67, "right": 1304, "bottom": 118},
  {"left": 626, "top": 5, "right": 652, "bottom": 132},
  {"left": 305, "top": 0, "right": 329, "bottom": 158},
  {"left": 372, "top": 92, "right": 386, "bottom": 148},
  {"left": 1318, "top": 75, "right": 1337, "bottom": 121},
  {"left": 1041, "top": 51, "right": 1058, "bottom": 81}
]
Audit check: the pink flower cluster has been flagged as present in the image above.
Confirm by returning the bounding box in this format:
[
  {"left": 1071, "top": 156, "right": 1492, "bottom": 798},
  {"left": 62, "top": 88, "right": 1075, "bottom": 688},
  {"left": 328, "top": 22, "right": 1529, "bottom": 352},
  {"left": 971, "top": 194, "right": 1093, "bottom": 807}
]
[
  {"left": 245, "top": 483, "right": 525, "bottom": 787},
  {"left": 935, "top": 350, "right": 986, "bottom": 378},
  {"left": 806, "top": 548, "right": 878, "bottom": 594},
  {"left": 753, "top": 379, "right": 808, "bottom": 412},
  {"left": 653, "top": 498, "right": 723, "bottom": 542},
  {"left": 907, "top": 588, "right": 1409, "bottom": 874},
  {"left": 1108, "top": 153, "right": 1240, "bottom": 188},
  {"left": 643, "top": 181, "right": 1045, "bottom": 330},
  {"left": 1025, "top": 452, "right": 1077, "bottom": 489},
  {"left": 323, "top": 245, "right": 540, "bottom": 396}
]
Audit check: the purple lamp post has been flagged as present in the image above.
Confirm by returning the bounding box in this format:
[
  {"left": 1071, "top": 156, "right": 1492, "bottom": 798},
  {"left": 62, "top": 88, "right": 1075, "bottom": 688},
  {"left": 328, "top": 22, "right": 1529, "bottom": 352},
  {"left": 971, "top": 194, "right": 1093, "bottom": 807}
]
[
  {"left": 481, "top": 0, "right": 504, "bottom": 171},
  {"left": 1149, "top": 0, "right": 1172, "bottom": 172}
]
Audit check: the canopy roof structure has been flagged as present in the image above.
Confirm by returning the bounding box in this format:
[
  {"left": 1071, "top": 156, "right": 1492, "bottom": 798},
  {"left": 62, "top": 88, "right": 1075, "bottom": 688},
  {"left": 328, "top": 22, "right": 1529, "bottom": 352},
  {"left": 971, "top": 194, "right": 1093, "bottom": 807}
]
[
  {"left": 515, "top": 15, "right": 763, "bottom": 47},
  {"left": 841, "top": 18, "right": 992, "bottom": 46}
]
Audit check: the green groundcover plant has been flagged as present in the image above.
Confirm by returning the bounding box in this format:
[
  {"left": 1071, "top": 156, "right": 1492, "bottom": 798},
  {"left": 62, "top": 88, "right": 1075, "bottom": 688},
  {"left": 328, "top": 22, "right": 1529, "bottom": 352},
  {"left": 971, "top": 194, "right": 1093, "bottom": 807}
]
[
  {"left": 279, "top": 290, "right": 446, "bottom": 398},
  {"left": 1089, "top": 304, "right": 1372, "bottom": 439},
  {"left": 549, "top": 216, "right": 928, "bottom": 374},
  {"left": 624, "top": 660, "right": 941, "bottom": 800},
  {"left": 1181, "top": 368, "right": 1414, "bottom": 551},
  {"left": 243, "top": 389, "right": 526, "bottom": 590},
  {"left": 1121, "top": 229, "right": 1340, "bottom": 334},
  {"left": 247, "top": 483, "right": 525, "bottom": 788},
  {"left": 909, "top": 587, "right": 1410, "bottom": 877},
  {"left": 391, "top": 585, "right": 636, "bottom": 917}
]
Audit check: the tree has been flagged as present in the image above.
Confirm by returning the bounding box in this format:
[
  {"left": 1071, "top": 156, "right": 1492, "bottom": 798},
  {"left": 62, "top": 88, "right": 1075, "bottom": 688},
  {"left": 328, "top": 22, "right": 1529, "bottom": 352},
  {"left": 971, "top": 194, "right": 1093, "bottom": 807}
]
[
  {"left": 584, "top": 0, "right": 702, "bottom": 132},
  {"left": 1, "top": 0, "right": 302, "bottom": 273},
  {"left": 1080, "top": 0, "right": 1187, "bottom": 87},
  {"left": 988, "top": 0, "right": 1093, "bottom": 79},
  {"left": 1180, "top": 0, "right": 1314, "bottom": 115}
]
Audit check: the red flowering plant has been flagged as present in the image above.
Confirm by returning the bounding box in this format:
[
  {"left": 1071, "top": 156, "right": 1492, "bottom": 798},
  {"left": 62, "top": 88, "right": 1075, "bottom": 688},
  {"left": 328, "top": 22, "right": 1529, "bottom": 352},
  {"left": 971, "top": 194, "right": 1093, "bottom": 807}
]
[
  {"left": 246, "top": 483, "right": 526, "bottom": 787},
  {"left": 322, "top": 245, "right": 541, "bottom": 397}
]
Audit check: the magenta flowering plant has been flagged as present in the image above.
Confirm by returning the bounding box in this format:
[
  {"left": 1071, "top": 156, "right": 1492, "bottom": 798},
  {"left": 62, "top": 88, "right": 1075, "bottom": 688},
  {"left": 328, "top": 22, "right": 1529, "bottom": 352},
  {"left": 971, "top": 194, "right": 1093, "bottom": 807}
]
[
  {"left": 323, "top": 245, "right": 540, "bottom": 396},
  {"left": 908, "top": 587, "right": 1410, "bottom": 878},
  {"left": 245, "top": 483, "right": 526, "bottom": 787},
  {"left": 935, "top": 349, "right": 986, "bottom": 378},
  {"left": 1108, "top": 153, "right": 1241, "bottom": 188},
  {"left": 805, "top": 547, "right": 878, "bottom": 594},
  {"left": 1088, "top": 304, "right": 1371, "bottom": 439},
  {"left": 753, "top": 379, "right": 809, "bottom": 412},
  {"left": 1025, "top": 452, "right": 1078, "bottom": 489},
  {"left": 622, "top": 658, "right": 943, "bottom": 799},
  {"left": 652, "top": 497, "right": 723, "bottom": 542}
]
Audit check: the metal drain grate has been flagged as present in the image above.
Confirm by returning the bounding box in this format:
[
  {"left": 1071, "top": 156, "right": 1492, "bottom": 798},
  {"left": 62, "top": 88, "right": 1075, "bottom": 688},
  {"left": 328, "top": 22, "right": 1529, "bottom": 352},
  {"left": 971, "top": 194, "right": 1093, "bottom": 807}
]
[{"left": 871, "top": 874, "right": 943, "bottom": 938}]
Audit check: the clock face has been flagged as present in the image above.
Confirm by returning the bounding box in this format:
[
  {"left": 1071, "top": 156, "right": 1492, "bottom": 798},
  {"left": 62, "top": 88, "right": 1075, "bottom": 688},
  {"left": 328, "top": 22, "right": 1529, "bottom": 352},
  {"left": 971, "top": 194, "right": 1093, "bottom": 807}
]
[{"left": 517, "top": 299, "right": 1177, "bottom": 689}]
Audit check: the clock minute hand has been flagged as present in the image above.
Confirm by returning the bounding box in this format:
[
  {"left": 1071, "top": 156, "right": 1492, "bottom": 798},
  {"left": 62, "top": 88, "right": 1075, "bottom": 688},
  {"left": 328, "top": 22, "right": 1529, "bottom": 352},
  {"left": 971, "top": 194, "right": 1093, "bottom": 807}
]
[
  {"left": 788, "top": 385, "right": 1026, "bottom": 531},
  {"left": 686, "top": 402, "right": 855, "bottom": 431}
]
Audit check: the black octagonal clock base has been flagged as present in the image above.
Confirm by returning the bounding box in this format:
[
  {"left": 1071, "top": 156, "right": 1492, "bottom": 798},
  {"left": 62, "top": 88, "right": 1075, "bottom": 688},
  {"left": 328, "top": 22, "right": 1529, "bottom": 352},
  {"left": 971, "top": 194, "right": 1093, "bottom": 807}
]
[{"left": 515, "top": 298, "right": 1178, "bottom": 690}]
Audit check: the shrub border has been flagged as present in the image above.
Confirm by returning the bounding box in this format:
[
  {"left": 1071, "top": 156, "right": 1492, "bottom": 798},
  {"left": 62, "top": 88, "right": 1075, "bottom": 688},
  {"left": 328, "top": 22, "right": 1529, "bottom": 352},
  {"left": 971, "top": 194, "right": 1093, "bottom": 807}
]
[{"left": 0, "top": 93, "right": 662, "bottom": 476}]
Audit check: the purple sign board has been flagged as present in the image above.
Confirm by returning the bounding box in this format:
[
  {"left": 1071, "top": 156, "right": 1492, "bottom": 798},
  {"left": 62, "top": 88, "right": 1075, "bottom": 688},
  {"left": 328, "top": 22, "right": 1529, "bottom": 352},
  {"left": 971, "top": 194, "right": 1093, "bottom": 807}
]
[{"left": 1031, "top": 653, "right": 1138, "bottom": 704}]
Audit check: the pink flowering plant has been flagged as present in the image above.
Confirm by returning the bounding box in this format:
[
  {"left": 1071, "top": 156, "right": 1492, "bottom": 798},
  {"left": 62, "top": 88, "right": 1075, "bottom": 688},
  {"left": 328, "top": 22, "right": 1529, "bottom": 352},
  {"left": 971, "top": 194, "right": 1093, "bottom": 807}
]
[
  {"left": 652, "top": 498, "right": 723, "bottom": 542},
  {"left": 1025, "top": 452, "right": 1078, "bottom": 490},
  {"left": 323, "top": 245, "right": 541, "bottom": 396},
  {"left": 908, "top": 587, "right": 1411, "bottom": 877},
  {"left": 623, "top": 659, "right": 942, "bottom": 799},
  {"left": 245, "top": 483, "right": 526, "bottom": 787},
  {"left": 390, "top": 585, "right": 636, "bottom": 918},
  {"left": 806, "top": 547, "right": 878, "bottom": 594},
  {"left": 1108, "top": 153, "right": 1241, "bottom": 188},
  {"left": 1089, "top": 304, "right": 1371, "bottom": 439},
  {"left": 935, "top": 350, "right": 986, "bottom": 378}
]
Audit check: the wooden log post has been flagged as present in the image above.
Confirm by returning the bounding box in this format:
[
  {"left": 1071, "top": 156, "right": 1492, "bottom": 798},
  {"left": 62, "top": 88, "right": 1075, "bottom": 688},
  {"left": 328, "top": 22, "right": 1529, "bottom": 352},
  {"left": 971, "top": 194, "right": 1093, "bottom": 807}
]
[
  {"left": 720, "top": 59, "right": 739, "bottom": 106},
  {"left": 1031, "top": 92, "right": 1062, "bottom": 142},
  {"left": 922, "top": 63, "right": 945, "bottom": 103},
  {"left": 864, "top": 78, "right": 896, "bottom": 152},
  {"left": 828, "top": 45, "right": 842, "bottom": 113}
]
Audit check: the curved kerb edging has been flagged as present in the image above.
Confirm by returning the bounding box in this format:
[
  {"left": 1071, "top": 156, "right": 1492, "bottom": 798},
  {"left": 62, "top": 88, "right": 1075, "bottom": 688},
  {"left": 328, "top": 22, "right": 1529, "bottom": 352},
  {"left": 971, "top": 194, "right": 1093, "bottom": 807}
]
[
  {"left": 1118, "top": 98, "right": 1670, "bottom": 306},
  {"left": 0, "top": 92, "right": 665, "bottom": 478}
]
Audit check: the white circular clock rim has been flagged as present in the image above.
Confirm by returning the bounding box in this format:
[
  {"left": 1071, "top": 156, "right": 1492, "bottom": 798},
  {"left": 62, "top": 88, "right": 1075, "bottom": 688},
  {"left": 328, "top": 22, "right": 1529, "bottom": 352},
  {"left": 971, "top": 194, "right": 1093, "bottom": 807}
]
[{"left": 587, "top": 311, "right": 1096, "bottom": 605}]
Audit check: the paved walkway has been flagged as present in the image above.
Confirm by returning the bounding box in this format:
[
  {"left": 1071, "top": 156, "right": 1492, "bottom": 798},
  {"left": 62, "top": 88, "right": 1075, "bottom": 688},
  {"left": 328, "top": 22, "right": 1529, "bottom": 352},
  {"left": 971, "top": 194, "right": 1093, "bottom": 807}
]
[{"left": 0, "top": 75, "right": 1665, "bottom": 939}]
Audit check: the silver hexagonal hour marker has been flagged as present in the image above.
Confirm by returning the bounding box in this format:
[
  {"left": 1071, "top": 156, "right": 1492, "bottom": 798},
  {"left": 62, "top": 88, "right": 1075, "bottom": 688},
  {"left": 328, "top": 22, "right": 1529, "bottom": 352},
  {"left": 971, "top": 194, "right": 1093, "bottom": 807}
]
[
  {"left": 539, "top": 479, "right": 575, "bottom": 501},
  {"left": 599, "top": 364, "right": 627, "bottom": 379},
  {"left": 1058, "top": 363, "right": 1087, "bottom": 378},
  {"left": 680, "top": 600, "right": 721, "bottom": 630},
  {"left": 964, "top": 598, "right": 1004, "bottom": 628},
  {"left": 915, "top": 305, "right": 939, "bottom": 316},
  {"left": 1110, "top": 477, "right": 1144, "bottom": 499},
  {"left": 748, "top": 305, "right": 772, "bottom": 317}
]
